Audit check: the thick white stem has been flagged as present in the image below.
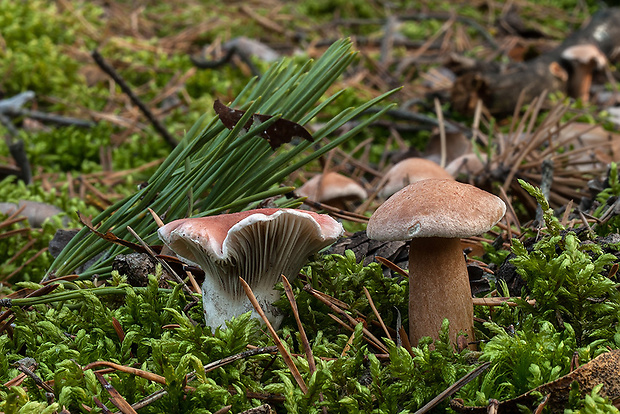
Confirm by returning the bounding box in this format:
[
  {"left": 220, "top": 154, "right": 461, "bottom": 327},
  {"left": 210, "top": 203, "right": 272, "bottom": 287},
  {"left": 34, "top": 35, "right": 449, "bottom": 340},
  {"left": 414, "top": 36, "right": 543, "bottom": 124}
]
[{"left": 201, "top": 276, "right": 283, "bottom": 329}]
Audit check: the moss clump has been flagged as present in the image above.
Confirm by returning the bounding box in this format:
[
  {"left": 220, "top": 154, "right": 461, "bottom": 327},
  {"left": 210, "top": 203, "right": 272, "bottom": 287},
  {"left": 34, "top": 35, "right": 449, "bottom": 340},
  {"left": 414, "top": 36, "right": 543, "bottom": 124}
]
[{"left": 0, "top": 0, "right": 101, "bottom": 96}]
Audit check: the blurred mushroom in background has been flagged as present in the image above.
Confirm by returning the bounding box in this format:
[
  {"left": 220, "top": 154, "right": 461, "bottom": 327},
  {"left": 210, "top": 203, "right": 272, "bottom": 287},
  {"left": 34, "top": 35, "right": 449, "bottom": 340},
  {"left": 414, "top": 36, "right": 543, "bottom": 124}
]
[
  {"left": 296, "top": 171, "right": 368, "bottom": 210},
  {"left": 377, "top": 158, "right": 453, "bottom": 199}
]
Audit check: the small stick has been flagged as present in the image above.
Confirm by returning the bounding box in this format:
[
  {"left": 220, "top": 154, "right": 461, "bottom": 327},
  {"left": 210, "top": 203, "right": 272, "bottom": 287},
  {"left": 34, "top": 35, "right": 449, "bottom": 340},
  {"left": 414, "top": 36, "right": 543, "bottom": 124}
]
[
  {"left": 561, "top": 199, "right": 573, "bottom": 226},
  {"left": 472, "top": 297, "right": 536, "bottom": 307},
  {"left": 111, "top": 317, "right": 126, "bottom": 342},
  {"left": 3, "top": 371, "right": 27, "bottom": 388},
  {"left": 182, "top": 346, "right": 278, "bottom": 394},
  {"left": 239, "top": 5, "right": 286, "bottom": 35},
  {"left": 130, "top": 389, "right": 167, "bottom": 410},
  {"left": 363, "top": 286, "right": 392, "bottom": 341},
  {"left": 413, "top": 362, "right": 491, "bottom": 414},
  {"left": 4, "top": 238, "right": 37, "bottom": 267},
  {"left": 85, "top": 361, "right": 167, "bottom": 386},
  {"left": 92, "top": 396, "right": 113, "bottom": 414},
  {"left": 0, "top": 314, "right": 16, "bottom": 336},
  {"left": 1, "top": 203, "right": 27, "bottom": 225},
  {"left": 281, "top": 276, "right": 328, "bottom": 413},
  {"left": 10, "top": 108, "right": 95, "bottom": 128},
  {"left": 498, "top": 185, "right": 521, "bottom": 230},
  {"left": 0, "top": 112, "right": 21, "bottom": 137},
  {"left": 3, "top": 248, "right": 48, "bottom": 282},
  {"left": 147, "top": 207, "right": 165, "bottom": 228},
  {"left": 471, "top": 99, "right": 485, "bottom": 146},
  {"left": 239, "top": 277, "right": 308, "bottom": 394},
  {"left": 204, "top": 346, "right": 277, "bottom": 374},
  {"left": 91, "top": 49, "right": 178, "bottom": 149},
  {"left": 316, "top": 292, "right": 388, "bottom": 353},
  {"left": 15, "top": 360, "right": 53, "bottom": 393},
  {"left": 185, "top": 269, "right": 202, "bottom": 294},
  {"left": 301, "top": 198, "right": 369, "bottom": 223},
  {"left": 95, "top": 371, "right": 138, "bottom": 414},
  {"left": 533, "top": 394, "right": 551, "bottom": 414},
  {"left": 375, "top": 256, "right": 409, "bottom": 279},
  {"left": 578, "top": 209, "right": 595, "bottom": 237},
  {"left": 8, "top": 140, "right": 32, "bottom": 184},
  {"left": 398, "top": 326, "right": 414, "bottom": 357},
  {"left": 80, "top": 177, "right": 114, "bottom": 207},
  {"left": 341, "top": 329, "right": 356, "bottom": 357},
  {"left": 303, "top": 284, "right": 350, "bottom": 309},
  {"left": 328, "top": 313, "right": 386, "bottom": 352},
  {"left": 434, "top": 98, "right": 447, "bottom": 168},
  {"left": 281, "top": 275, "right": 316, "bottom": 374},
  {"left": 0, "top": 217, "right": 28, "bottom": 232}
]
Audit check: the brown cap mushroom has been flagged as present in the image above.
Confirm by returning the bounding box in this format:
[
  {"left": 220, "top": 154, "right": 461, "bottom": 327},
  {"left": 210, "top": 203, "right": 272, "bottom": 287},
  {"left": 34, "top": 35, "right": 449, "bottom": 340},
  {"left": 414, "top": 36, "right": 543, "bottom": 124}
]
[
  {"left": 445, "top": 153, "right": 487, "bottom": 178},
  {"left": 377, "top": 158, "right": 453, "bottom": 199},
  {"left": 158, "top": 208, "right": 343, "bottom": 329},
  {"left": 296, "top": 172, "right": 368, "bottom": 208},
  {"left": 561, "top": 44, "right": 607, "bottom": 102},
  {"left": 367, "top": 179, "right": 506, "bottom": 346}
]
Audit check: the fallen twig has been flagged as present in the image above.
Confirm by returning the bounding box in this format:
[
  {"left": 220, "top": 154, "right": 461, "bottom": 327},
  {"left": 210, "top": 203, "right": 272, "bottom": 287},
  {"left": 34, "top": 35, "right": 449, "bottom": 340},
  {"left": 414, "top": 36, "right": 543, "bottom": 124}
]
[
  {"left": 91, "top": 49, "right": 178, "bottom": 148},
  {"left": 95, "top": 371, "right": 138, "bottom": 414},
  {"left": 414, "top": 362, "right": 491, "bottom": 414},
  {"left": 282, "top": 275, "right": 316, "bottom": 374},
  {"left": 240, "top": 277, "right": 308, "bottom": 393},
  {"left": 363, "top": 286, "right": 392, "bottom": 341},
  {"left": 375, "top": 256, "right": 409, "bottom": 279}
]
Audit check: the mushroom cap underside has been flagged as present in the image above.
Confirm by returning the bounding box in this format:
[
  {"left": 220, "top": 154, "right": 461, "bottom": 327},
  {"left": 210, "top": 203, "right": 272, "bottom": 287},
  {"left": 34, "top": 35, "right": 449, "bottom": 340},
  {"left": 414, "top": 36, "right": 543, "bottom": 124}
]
[
  {"left": 158, "top": 208, "right": 344, "bottom": 263},
  {"left": 158, "top": 208, "right": 343, "bottom": 299}
]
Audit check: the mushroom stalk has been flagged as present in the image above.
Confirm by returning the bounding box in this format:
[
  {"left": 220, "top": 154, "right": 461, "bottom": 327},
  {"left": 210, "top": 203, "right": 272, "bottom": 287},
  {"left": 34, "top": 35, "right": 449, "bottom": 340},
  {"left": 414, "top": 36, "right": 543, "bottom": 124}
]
[
  {"left": 408, "top": 237, "right": 474, "bottom": 346},
  {"left": 570, "top": 62, "right": 594, "bottom": 103}
]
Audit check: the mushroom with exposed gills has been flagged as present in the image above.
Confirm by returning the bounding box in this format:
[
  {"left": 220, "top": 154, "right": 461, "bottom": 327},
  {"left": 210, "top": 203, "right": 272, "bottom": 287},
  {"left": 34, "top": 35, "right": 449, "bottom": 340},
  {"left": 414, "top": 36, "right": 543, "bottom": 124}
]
[
  {"left": 158, "top": 208, "right": 344, "bottom": 329},
  {"left": 366, "top": 179, "right": 506, "bottom": 346}
]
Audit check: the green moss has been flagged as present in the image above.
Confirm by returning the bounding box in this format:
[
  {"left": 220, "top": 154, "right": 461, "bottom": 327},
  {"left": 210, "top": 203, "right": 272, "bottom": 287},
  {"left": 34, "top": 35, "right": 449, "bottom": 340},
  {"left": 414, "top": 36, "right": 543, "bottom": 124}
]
[
  {"left": 298, "top": 0, "right": 380, "bottom": 21},
  {"left": 276, "top": 250, "right": 409, "bottom": 337},
  {"left": 566, "top": 383, "right": 620, "bottom": 414},
  {"left": 0, "top": 0, "right": 101, "bottom": 96}
]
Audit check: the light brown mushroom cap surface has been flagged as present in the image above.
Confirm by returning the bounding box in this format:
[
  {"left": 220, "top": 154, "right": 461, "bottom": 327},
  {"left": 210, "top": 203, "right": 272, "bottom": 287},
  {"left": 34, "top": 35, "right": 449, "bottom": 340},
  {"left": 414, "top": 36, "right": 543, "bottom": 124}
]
[
  {"left": 561, "top": 44, "right": 607, "bottom": 68},
  {"left": 445, "top": 153, "right": 487, "bottom": 178},
  {"left": 378, "top": 158, "right": 453, "bottom": 199},
  {"left": 297, "top": 172, "right": 367, "bottom": 203},
  {"left": 368, "top": 179, "right": 506, "bottom": 241}
]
